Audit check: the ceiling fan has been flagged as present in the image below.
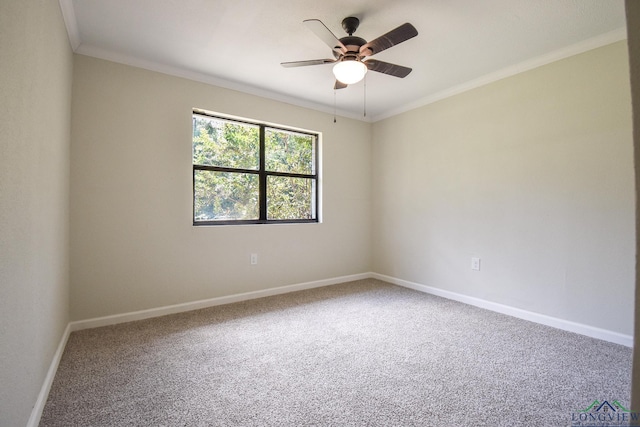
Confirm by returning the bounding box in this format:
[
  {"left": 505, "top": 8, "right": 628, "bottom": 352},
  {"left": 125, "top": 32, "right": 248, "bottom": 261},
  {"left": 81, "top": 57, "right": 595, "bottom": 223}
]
[{"left": 281, "top": 17, "right": 418, "bottom": 89}]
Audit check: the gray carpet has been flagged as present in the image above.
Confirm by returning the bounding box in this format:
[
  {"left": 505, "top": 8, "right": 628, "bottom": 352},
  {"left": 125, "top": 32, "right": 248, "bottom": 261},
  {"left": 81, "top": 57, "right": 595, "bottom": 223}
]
[{"left": 40, "top": 279, "right": 632, "bottom": 426}]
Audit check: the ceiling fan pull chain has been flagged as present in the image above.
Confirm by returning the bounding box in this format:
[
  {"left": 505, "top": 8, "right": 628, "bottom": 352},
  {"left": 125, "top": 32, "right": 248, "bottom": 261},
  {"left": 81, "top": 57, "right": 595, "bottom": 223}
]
[
  {"left": 363, "top": 74, "right": 367, "bottom": 118},
  {"left": 334, "top": 89, "right": 337, "bottom": 123}
]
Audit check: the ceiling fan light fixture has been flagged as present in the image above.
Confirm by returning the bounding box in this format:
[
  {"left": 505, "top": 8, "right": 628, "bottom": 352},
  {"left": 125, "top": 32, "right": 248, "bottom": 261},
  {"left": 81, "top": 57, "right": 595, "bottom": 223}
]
[{"left": 333, "top": 59, "right": 367, "bottom": 84}]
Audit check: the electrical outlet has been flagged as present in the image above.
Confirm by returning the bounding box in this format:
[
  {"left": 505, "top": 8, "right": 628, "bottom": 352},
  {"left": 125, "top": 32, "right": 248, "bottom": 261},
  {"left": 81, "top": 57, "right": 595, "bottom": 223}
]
[
  {"left": 471, "top": 257, "right": 481, "bottom": 271},
  {"left": 250, "top": 253, "right": 258, "bottom": 265}
]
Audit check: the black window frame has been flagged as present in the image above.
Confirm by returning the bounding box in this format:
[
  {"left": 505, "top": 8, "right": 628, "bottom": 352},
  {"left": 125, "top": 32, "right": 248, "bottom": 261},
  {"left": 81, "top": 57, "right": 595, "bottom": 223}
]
[{"left": 192, "top": 111, "right": 320, "bottom": 226}]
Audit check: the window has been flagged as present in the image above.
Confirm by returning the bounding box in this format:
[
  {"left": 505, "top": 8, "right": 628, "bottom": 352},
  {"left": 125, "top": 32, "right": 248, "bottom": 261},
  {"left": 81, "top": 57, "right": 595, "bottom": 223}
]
[{"left": 192, "top": 111, "right": 319, "bottom": 225}]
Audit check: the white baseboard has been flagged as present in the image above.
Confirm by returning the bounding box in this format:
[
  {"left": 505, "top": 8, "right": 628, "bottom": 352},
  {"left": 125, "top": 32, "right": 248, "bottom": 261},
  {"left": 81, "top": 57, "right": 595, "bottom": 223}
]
[
  {"left": 70, "top": 273, "right": 371, "bottom": 332},
  {"left": 26, "top": 322, "right": 72, "bottom": 427},
  {"left": 372, "top": 273, "right": 633, "bottom": 348},
  {"left": 72, "top": 271, "right": 630, "bottom": 346}
]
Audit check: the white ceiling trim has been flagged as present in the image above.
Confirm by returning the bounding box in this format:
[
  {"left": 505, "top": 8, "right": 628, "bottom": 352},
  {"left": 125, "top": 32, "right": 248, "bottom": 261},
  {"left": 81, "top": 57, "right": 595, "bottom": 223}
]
[
  {"left": 58, "top": 0, "right": 80, "bottom": 51},
  {"left": 73, "top": 43, "right": 366, "bottom": 122},
  {"left": 58, "top": 0, "right": 626, "bottom": 123},
  {"left": 371, "top": 27, "right": 628, "bottom": 122}
]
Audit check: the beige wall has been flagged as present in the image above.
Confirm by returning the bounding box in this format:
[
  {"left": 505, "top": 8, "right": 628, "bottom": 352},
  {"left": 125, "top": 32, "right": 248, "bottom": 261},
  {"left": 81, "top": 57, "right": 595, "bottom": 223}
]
[
  {"left": 69, "top": 41, "right": 635, "bottom": 333},
  {"left": 0, "top": 1, "right": 73, "bottom": 426},
  {"left": 69, "top": 55, "right": 372, "bottom": 320},
  {"left": 372, "top": 41, "right": 634, "bottom": 335}
]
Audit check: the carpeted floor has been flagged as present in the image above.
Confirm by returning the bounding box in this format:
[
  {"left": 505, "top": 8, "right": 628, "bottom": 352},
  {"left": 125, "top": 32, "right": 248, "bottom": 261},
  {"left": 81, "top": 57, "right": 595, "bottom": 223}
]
[{"left": 40, "top": 279, "right": 632, "bottom": 426}]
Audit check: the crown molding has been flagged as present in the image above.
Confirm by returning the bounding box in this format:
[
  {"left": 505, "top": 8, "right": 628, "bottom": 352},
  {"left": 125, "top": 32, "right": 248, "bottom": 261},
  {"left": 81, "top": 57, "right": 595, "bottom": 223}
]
[
  {"left": 58, "top": 0, "right": 80, "bottom": 51},
  {"left": 58, "top": 0, "right": 625, "bottom": 124},
  {"left": 371, "top": 27, "right": 627, "bottom": 122},
  {"left": 74, "top": 43, "right": 369, "bottom": 123}
]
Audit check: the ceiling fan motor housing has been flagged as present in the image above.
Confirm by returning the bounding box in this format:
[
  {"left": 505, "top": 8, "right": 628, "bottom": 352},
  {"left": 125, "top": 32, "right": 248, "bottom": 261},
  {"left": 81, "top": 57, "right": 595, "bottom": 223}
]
[
  {"left": 339, "top": 36, "right": 367, "bottom": 53},
  {"left": 339, "top": 17, "right": 366, "bottom": 55}
]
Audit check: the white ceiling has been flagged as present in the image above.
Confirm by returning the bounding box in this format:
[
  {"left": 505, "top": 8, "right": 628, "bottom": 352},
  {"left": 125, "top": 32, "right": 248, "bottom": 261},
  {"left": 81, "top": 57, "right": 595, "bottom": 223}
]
[{"left": 60, "top": 0, "right": 627, "bottom": 122}]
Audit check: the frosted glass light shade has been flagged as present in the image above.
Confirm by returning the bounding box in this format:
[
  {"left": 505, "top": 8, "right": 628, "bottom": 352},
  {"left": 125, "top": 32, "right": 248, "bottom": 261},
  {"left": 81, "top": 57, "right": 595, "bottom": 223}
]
[{"left": 333, "top": 60, "right": 368, "bottom": 84}]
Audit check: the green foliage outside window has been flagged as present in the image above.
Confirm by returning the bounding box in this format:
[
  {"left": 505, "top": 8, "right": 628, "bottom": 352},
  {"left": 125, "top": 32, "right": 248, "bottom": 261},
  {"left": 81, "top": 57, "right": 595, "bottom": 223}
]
[{"left": 192, "top": 114, "right": 318, "bottom": 224}]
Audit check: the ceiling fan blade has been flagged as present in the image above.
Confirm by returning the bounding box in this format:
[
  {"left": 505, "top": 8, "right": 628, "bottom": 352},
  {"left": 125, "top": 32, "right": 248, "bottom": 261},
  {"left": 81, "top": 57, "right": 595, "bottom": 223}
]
[
  {"left": 360, "top": 23, "right": 418, "bottom": 57},
  {"left": 303, "top": 19, "right": 347, "bottom": 54},
  {"left": 281, "top": 59, "right": 336, "bottom": 68},
  {"left": 365, "top": 59, "right": 412, "bottom": 78},
  {"left": 334, "top": 80, "right": 348, "bottom": 90}
]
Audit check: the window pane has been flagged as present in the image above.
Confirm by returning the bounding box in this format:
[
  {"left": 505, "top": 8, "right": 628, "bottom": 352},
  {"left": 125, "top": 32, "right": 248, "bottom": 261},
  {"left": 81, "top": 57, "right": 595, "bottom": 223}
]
[
  {"left": 193, "top": 115, "right": 259, "bottom": 170},
  {"left": 265, "top": 128, "right": 314, "bottom": 174},
  {"left": 267, "top": 176, "right": 315, "bottom": 220},
  {"left": 194, "top": 170, "right": 259, "bottom": 221}
]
